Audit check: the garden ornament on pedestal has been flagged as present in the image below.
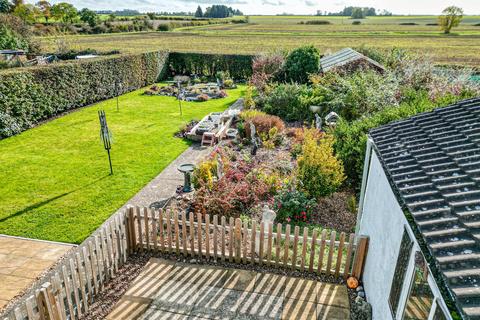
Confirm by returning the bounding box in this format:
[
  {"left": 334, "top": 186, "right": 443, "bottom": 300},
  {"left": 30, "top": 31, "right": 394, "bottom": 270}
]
[
  {"left": 315, "top": 113, "right": 322, "bottom": 130},
  {"left": 178, "top": 164, "right": 195, "bottom": 193},
  {"left": 256, "top": 205, "right": 276, "bottom": 254},
  {"left": 216, "top": 157, "right": 224, "bottom": 180}
]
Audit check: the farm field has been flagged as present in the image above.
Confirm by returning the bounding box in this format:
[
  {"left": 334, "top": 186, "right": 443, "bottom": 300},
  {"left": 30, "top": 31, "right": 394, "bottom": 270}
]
[
  {"left": 39, "top": 15, "right": 480, "bottom": 66},
  {"left": 0, "top": 85, "right": 245, "bottom": 244}
]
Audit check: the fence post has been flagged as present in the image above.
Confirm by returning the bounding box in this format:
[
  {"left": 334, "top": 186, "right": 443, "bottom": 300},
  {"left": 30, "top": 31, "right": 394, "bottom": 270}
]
[
  {"left": 127, "top": 207, "right": 136, "bottom": 253},
  {"left": 234, "top": 218, "right": 242, "bottom": 263},
  {"left": 352, "top": 235, "right": 369, "bottom": 279}
]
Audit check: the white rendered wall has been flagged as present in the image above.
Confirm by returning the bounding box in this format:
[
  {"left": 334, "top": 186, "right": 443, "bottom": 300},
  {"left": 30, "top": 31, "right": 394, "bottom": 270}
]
[
  {"left": 358, "top": 151, "right": 408, "bottom": 320},
  {"left": 358, "top": 150, "right": 452, "bottom": 320}
]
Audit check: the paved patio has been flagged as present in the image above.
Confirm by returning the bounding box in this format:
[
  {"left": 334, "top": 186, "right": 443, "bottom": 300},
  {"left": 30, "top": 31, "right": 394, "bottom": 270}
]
[
  {"left": 0, "top": 235, "right": 73, "bottom": 310},
  {"left": 107, "top": 258, "right": 350, "bottom": 320}
]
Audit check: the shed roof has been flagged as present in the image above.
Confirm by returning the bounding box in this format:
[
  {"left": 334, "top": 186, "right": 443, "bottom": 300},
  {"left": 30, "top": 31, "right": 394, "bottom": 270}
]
[
  {"left": 320, "top": 48, "right": 384, "bottom": 72},
  {"left": 369, "top": 97, "right": 480, "bottom": 319}
]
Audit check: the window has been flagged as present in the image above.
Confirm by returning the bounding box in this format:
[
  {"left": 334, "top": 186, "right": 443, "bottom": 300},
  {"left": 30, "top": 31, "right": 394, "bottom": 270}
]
[
  {"left": 403, "top": 251, "right": 435, "bottom": 320},
  {"left": 389, "top": 227, "right": 414, "bottom": 318}
]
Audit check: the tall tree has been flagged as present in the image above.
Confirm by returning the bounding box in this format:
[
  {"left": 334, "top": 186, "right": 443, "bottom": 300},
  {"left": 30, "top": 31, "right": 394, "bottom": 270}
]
[
  {"left": 13, "top": 4, "right": 38, "bottom": 23},
  {"left": 351, "top": 7, "right": 365, "bottom": 19},
  {"left": 79, "top": 8, "right": 97, "bottom": 27},
  {"left": 36, "top": 0, "right": 51, "bottom": 23},
  {"left": 438, "top": 6, "right": 463, "bottom": 34},
  {"left": 51, "top": 2, "right": 77, "bottom": 23},
  {"left": 194, "top": 5, "right": 203, "bottom": 18}
]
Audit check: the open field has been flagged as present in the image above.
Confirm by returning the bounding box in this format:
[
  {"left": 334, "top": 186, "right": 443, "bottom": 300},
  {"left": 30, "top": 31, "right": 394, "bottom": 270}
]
[
  {"left": 38, "top": 15, "right": 480, "bottom": 66},
  {"left": 0, "top": 85, "right": 245, "bottom": 244}
]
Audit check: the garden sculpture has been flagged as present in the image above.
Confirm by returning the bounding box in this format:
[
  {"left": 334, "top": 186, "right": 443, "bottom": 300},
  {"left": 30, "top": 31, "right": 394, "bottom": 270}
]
[
  {"left": 315, "top": 113, "right": 322, "bottom": 130},
  {"left": 255, "top": 205, "right": 276, "bottom": 254},
  {"left": 217, "top": 157, "right": 224, "bottom": 179},
  {"left": 98, "top": 110, "right": 113, "bottom": 175},
  {"left": 250, "top": 122, "right": 258, "bottom": 156},
  {"left": 325, "top": 111, "right": 340, "bottom": 127}
]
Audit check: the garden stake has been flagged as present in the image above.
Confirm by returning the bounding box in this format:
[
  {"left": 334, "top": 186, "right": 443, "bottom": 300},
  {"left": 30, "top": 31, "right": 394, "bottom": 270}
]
[{"left": 98, "top": 110, "right": 113, "bottom": 175}]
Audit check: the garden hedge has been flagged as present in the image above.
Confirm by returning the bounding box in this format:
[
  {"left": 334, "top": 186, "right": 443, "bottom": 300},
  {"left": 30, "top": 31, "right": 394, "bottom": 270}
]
[
  {"left": 0, "top": 51, "right": 169, "bottom": 138},
  {"left": 168, "top": 52, "right": 253, "bottom": 80}
]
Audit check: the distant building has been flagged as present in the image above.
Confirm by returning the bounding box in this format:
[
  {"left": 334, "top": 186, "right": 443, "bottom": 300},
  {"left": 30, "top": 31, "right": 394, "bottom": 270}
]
[
  {"left": 357, "top": 97, "right": 480, "bottom": 319},
  {"left": 320, "top": 47, "right": 384, "bottom": 73}
]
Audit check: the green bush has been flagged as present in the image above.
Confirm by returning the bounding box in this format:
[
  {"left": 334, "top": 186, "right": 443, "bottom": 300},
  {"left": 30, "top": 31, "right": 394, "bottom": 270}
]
[
  {"left": 297, "top": 130, "right": 345, "bottom": 198},
  {"left": 168, "top": 52, "right": 253, "bottom": 80},
  {"left": 273, "top": 186, "right": 316, "bottom": 224},
  {"left": 334, "top": 90, "right": 476, "bottom": 190},
  {"left": 284, "top": 45, "right": 321, "bottom": 83},
  {"left": 258, "top": 83, "right": 311, "bottom": 121},
  {"left": 0, "top": 51, "right": 168, "bottom": 138}
]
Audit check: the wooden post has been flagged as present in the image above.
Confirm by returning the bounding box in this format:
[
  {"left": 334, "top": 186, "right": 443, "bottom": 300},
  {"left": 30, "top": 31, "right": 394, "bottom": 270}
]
[
  {"left": 166, "top": 210, "right": 172, "bottom": 253},
  {"left": 189, "top": 212, "right": 195, "bottom": 256},
  {"left": 275, "top": 223, "right": 282, "bottom": 266},
  {"left": 159, "top": 209, "right": 165, "bottom": 252},
  {"left": 326, "top": 231, "right": 336, "bottom": 276},
  {"left": 228, "top": 217, "right": 234, "bottom": 262},
  {"left": 136, "top": 207, "right": 143, "bottom": 252},
  {"left": 128, "top": 208, "right": 136, "bottom": 253},
  {"left": 221, "top": 216, "right": 226, "bottom": 261},
  {"left": 242, "top": 222, "right": 248, "bottom": 263},
  {"left": 234, "top": 218, "right": 242, "bottom": 263},
  {"left": 182, "top": 212, "right": 187, "bottom": 256},
  {"left": 144, "top": 208, "right": 150, "bottom": 251},
  {"left": 197, "top": 213, "right": 203, "bottom": 258},
  {"left": 174, "top": 212, "right": 180, "bottom": 254},
  {"left": 61, "top": 265, "right": 75, "bottom": 320},
  {"left": 258, "top": 222, "right": 264, "bottom": 265},
  {"left": 352, "top": 236, "right": 369, "bottom": 279},
  {"left": 152, "top": 209, "right": 158, "bottom": 252},
  {"left": 266, "top": 223, "right": 273, "bottom": 265}
]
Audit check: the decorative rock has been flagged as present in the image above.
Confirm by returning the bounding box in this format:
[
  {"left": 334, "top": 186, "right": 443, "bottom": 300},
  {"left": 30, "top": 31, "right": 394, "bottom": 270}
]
[
  {"left": 357, "top": 291, "right": 365, "bottom": 298},
  {"left": 352, "top": 295, "right": 372, "bottom": 320},
  {"left": 189, "top": 259, "right": 197, "bottom": 264},
  {"left": 356, "top": 286, "right": 364, "bottom": 292}
]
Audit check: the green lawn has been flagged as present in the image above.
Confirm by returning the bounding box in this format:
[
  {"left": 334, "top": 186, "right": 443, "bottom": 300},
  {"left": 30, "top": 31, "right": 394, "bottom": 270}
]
[{"left": 0, "top": 85, "right": 245, "bottom": 244}]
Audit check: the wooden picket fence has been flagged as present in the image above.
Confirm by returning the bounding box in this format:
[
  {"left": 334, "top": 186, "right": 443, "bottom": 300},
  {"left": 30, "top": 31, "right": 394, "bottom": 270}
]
[
  {"left": 127, "top": 207, "right": 368, "bottom": 279},
  {"left": 1, "top": 206, "right": 368, "bottom": 320}
]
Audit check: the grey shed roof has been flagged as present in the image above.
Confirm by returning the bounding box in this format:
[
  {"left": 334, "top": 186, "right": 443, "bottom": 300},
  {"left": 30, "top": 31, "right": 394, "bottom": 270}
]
[
  {"left": 369, "top": 97, "right": 480, "bottom": 320},
  {"left": 320, "top": 48, "right": 384, "bottom": 72}
]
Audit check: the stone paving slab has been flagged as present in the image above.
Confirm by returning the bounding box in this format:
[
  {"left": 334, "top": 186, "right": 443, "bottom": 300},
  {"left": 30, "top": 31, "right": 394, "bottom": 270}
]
[
  {"left": 0, "top": 235, "right": 73, "bottom": 310},
  {"left": 107, "top": 258, "right": 350, "bottom": 320}
]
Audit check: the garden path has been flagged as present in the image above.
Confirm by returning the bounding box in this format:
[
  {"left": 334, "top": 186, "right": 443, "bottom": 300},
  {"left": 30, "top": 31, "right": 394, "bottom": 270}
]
[
  {"left": 0, "top": 235, "right": 73, "bottom": 310},
  {"left": 116, "top": 144, "right": 211, "bottom": 211},
  {"left": 107, "top": 258, "right": 350, "bottom": 320}
]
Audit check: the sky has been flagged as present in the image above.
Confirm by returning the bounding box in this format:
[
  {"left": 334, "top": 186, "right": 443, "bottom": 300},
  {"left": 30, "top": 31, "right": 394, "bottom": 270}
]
[{"left": 24, "top": 0, "right": 480, "bottom": 15}]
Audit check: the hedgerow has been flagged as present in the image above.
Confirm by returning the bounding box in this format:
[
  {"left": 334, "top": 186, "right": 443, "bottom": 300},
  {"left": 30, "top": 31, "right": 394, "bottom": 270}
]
[{"left": 0, "top": 51, "right": 168, "bottom": 138}]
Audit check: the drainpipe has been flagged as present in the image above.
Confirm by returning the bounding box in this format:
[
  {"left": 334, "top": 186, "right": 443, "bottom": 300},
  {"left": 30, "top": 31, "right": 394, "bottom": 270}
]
[{"left": 355, "top": 137, "right": 374, "bottom": 235}]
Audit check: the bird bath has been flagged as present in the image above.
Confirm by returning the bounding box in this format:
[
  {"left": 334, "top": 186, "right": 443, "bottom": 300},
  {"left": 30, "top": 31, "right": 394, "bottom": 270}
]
[{"left": 178, "top": 163, "right": 195, "bottom": 193}]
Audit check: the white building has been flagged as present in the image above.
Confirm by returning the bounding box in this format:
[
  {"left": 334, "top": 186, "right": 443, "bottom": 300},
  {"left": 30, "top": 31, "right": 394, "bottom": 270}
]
[{"left": 356, "top": 98, "right": 480, "bottom": 320}]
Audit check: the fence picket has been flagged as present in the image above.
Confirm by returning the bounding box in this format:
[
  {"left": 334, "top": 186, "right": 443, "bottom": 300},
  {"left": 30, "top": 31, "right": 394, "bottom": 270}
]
[
  {"left": 25, "top": 296, "right": 35, "bottom": 319},
  {"left": 205, "top": 214, "right": 210, "bottom": 259},
  {"left": 309, "top": 230, "right": 317, "bottom": 272},
  {"left": 221, "top": 216, "right": 226, "bottom": 261},
  {"left": 68, "top": 258, "right": 82, "bottom": 317},
  {"left": 189, "top": 213, "right": 195, "bottom": 256},
  {"left": 87, "top": 242, "right": 98, "bottom": 294},
  {"left": 344, "top": 234, "right": 355, "bottom": 279},
  {"left": 152, "top": 209, "right": 158, "bottom": 252},
  {"left": 61, "top": 265, "right": 75, "bottom": 320},
  {"left": 228, "top": 217, "right": 234, "bottom": 262},
  {"left": 352, "top": 236, "right": 369, "bottom": 279},
  {"left": 234, "top": 219, "right": 242, "bottom": 263},
  {"left": 266, "top": 223, "right": 273, "bottom": 265},
  {"left": 326, "top": 231, "right": 336, "bottom": 276},
  {"left": 258, "top": 223, "right": 264, "bottom": 265},
  {"left": 197, "top": 213, "right": 203, "bottom": 258},
  {"left": 166, "top": 211, "right": 172, "bottom": 253},
  {"left": 242, "top": 222, "right": 248, "bottom": 264},
  {"left": 335, "top": 232, "right": 346, "bottom": 277},
  {"left": 317, "top": 230, "right": 327, "bottom": 273},
  {"left": 283, "top": 225, "right": 290, "bottom": 267},
  {"left": 300, "top": 227, "right": 308, "bottom": 271},
  {"left": 292, "top": 226, "right": 299, "bottom": 270},
  {"left": 144, "top": 208, "right": 150, "bottom": 251},
  {"left": 74, "top": 253, "right": 88, "bottom": 313},
  {"left": 275, "top": 223, "right": 282, "bottom": 266},
  {"left": 136, "top": 207, "right": 143, "bottom": 252},
  {"left": 94, "top": 236, "right": 104, "bottom": 289},
  {"left": 250, "top": 220, "right": 256, "bottom": 264},
  {"left": 159, "top": 209, "right": 165, "bottom": 252},
  {"left": 174, "top": 213, "right": 180, "bottom": 255},
  {"left": 181, "top": 212, "right": 187, "bottom": 256},
  {"left": 81, "top": 247, "right": 93, "bottom": 303},
  {"left": 213, "top": 215, "right": 218, "bottom": 260},
  {"left": 53, "top": 273, "right": 67, "bottom": 320},
  {"left": 127, "top": 208, "right": 135, "bottom": 253}
]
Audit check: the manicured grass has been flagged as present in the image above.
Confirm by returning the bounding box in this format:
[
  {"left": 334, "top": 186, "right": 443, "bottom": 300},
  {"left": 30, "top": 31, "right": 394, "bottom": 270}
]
[
  {"left": 0, "top": 85, "right": 245, "bottom": 244},
  {"left": 38, "top": 15, "right": 480, "bottom": 66}
]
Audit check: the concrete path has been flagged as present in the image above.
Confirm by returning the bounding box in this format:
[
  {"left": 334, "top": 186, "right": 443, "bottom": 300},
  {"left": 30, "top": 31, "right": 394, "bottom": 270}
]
[
  {"left": 107, "top": 258, "right": 350, "bottom": 320},
  {"left": 0, "top": 235, "right": 73, "bottom": 310},
  {"left": 116, "top": 144, "right": 211, "bottom": 212}
]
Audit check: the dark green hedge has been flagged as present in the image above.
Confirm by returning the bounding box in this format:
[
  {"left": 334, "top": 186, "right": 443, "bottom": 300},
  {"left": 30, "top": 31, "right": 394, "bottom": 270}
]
[
  {"left": 0, "top": 51, "right": 168, "bottom": 138},
  {"left": 168, "top": 52, "right": 253, "bottom": 80}
]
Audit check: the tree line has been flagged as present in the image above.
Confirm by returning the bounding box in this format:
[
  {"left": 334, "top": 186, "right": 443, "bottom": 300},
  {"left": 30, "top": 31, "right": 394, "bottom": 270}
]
[
  {"left": 316, "top": 7, "right": 393, "bottom": 18},
  {"left": 194, "top": 5, "right": 243, "bottom": 18}
]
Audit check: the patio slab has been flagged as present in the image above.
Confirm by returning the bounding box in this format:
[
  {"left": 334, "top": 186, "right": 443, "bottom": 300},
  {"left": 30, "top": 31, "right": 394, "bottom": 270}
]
[
  {"left": 107, "top": 258, "right": 350, "bottom": 320},
  {"left": 0, "top": 235, "right": 73, "bottom": 310}
]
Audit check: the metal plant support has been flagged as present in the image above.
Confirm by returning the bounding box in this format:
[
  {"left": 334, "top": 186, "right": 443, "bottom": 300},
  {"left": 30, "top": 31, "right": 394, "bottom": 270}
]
[
  {"left": 98, "top": 110, "right": 114, "bottom": 175},
  {"left": 177, "top": 80, "right": 183, "bottom": 116}
]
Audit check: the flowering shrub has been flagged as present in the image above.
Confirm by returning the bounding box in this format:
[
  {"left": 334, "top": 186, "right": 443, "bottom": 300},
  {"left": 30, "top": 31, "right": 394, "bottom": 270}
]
[
  {"left": 244, "top": 114, "right": 285, "bottom": 139},
  {"left": 273, "top": 186, "right": 316, "bottom": 223},
  {"left": 239, "top": 109, "right": 267, "bottom": 121},
  {"left": 192, "top": 159, "right": 217, "bottom": 190},
  {"left": 196, "top": 94, "right": 210, "bottom": 102},
  {"left": 251, "top": 52, "right": 285, "bottom": 93},
  {"left": 297, "top": 130, "right": 345, "bottom": 198}
]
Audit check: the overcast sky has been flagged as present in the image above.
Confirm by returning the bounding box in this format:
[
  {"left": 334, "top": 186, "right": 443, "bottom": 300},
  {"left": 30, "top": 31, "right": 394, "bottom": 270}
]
[{"left": 25, "top": 0, "right": 480, "bottom": 15}]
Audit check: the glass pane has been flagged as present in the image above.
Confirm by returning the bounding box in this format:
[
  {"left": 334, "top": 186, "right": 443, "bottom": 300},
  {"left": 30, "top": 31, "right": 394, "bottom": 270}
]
[
  {"left": 403, "top": 252, "right": 435, "bottom": 320},
  {"left": 389, "top": 228, "right": 414, "bottom": 318},
  {"left": 433, "top": 301, "right": 448, "bottom": 320}
]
